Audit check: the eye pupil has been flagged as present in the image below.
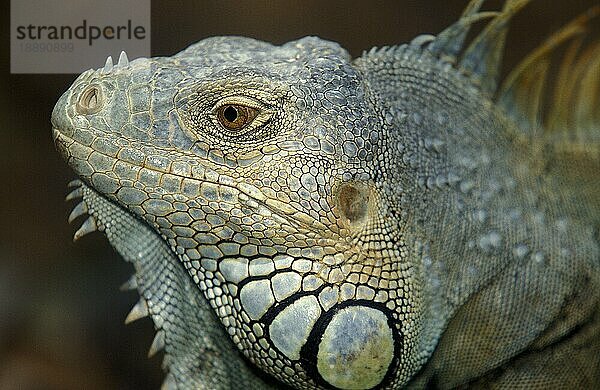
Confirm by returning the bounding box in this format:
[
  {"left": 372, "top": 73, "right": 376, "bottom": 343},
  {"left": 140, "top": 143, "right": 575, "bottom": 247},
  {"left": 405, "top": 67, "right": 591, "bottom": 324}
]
[
  {"left": 223, "top": 105, "right": 238, "bottom": 122},
  {"left": 216, "top": 103, "right": 260, "bottom": 132}
]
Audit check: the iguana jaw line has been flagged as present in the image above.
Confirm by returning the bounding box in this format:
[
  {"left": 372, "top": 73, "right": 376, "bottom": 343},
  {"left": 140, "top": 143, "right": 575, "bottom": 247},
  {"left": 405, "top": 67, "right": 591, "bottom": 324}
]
[{"left": 52, "top": 127, "right": 344, "bottom": 241}]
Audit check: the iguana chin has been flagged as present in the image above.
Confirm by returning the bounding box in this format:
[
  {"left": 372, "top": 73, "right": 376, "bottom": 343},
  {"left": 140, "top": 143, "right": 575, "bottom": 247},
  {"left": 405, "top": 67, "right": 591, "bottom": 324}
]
[{"left": 51, "top": 0, "right": 600, "bottom": 388}]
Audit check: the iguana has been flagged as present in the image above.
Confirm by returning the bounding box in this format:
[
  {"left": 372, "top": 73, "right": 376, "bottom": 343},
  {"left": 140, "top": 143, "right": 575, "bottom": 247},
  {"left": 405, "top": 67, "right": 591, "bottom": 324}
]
[{"left": 51, "top": 0, "right": 600, "bottom": 388}]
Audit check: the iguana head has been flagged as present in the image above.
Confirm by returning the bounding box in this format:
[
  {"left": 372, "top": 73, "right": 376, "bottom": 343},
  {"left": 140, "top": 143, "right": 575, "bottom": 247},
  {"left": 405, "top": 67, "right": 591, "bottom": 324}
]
[
  {"left": 52, "top": 0, "right": 600, "bottom": 387},
  {"left": 52, "top": 36, "right": 419, "bottom": 389}
]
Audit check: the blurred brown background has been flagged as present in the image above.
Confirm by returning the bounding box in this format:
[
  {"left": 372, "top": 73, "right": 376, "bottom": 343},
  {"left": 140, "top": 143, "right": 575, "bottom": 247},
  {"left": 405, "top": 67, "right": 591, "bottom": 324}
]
[{"left": 0, "top": 1, "right": 597, "bottom": 389}]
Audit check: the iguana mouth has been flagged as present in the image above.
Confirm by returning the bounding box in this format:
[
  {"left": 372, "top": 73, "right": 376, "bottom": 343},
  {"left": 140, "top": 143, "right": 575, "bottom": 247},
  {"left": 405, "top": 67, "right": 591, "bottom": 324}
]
[{"left": 52, "top": 127, "right": 337, "bottom": 239}]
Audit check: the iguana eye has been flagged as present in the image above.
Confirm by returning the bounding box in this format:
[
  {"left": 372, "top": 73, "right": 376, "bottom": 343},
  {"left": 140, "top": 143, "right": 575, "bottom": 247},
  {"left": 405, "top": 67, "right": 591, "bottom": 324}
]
[
  {"left": 216, "top": 104, "right": 258, "bottom": 131},
  {"left": 211, "top": 96, "right": 272, "bottom": 136}
]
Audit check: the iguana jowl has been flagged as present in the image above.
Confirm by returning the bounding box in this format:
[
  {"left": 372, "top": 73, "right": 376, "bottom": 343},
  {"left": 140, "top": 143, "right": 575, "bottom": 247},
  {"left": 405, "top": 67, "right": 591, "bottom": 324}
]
[{"left": 52, "top": 0, "right": 600, "bottom": 388}]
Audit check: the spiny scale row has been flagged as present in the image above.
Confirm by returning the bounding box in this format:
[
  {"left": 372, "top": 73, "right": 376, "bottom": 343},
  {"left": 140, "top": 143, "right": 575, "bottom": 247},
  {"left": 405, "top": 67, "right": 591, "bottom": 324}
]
[
  {"left": 66, "top": 180, "right": 98, "bottom": 241},
  {"left": 102, "top": 51, "right": 130, "bottom": 73},
  {"left": 65, "top": 181, "right": 168, "bottom": 363}
]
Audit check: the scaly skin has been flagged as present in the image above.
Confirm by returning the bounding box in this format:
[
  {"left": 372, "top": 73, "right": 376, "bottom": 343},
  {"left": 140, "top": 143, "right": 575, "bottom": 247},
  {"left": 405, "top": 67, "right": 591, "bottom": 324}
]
[{"left": 52, "top": 1, "right": 599, "bottom": 388}]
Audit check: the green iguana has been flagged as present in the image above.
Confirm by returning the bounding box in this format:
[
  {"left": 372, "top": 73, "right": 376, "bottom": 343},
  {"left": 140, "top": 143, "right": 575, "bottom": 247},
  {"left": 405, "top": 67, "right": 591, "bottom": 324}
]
[{"left": 51, "top": 0, "right": 600, "bottom": 388}]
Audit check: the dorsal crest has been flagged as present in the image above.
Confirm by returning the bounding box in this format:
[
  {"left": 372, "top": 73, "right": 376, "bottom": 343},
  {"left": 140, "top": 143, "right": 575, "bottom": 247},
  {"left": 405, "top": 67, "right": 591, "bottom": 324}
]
[{"left": 359, "top": 0, "right": 600, "bottom": 152}]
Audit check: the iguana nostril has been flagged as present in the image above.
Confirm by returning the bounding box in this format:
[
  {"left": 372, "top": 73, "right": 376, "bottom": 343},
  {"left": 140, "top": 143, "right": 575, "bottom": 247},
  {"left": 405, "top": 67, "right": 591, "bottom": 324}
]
[{"left": 76, "top": 85, "right": 103, "bottom": 115}]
